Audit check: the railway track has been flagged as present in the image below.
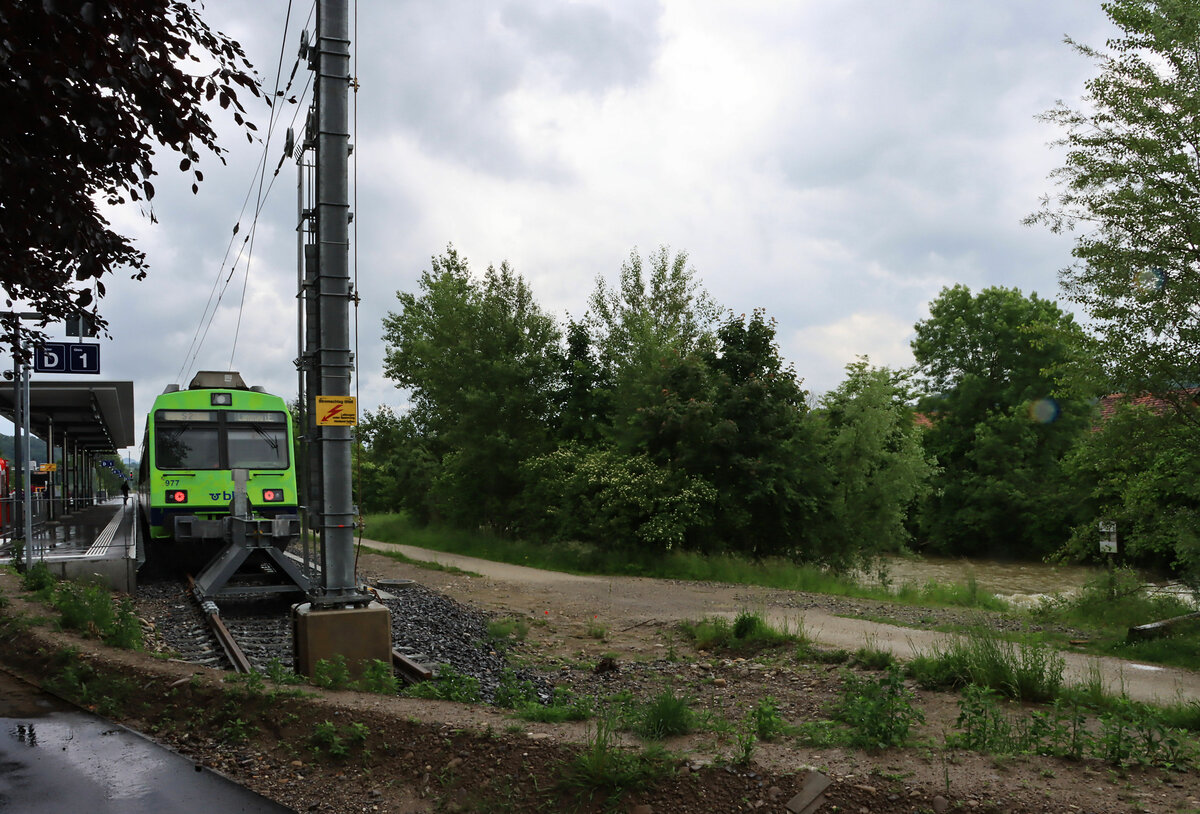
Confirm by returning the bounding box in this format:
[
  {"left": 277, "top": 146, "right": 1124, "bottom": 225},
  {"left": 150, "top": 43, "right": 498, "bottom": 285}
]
[{"left": 136, "top": 571, "right": 546, "bottom": 700}]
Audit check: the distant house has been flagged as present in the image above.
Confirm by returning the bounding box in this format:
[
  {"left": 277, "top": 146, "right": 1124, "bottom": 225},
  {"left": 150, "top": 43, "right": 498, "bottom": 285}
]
[{"left": 1094, "top": 389, "right": 1197, "bottom": 427}]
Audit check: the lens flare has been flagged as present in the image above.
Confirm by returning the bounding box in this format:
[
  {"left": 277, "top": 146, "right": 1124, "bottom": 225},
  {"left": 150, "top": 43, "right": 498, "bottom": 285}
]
[
  {"left": 1029, "top": 398, "right": 1060, "bottom": 424},
  {"left": 1132, "top": 267, "right": 1166, "bottom": 294}
]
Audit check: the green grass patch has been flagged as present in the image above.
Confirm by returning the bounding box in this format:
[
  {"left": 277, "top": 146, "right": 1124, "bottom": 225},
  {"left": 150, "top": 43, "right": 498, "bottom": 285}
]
[
  {"left": 368, "top": 545, "right": 481, "bottom": 577},
  {"left": 633, "top": 691, "right": 694, "bottom": 740},
  {"left": 907, "top": 629, "right": 1064, "bottom": 703},
  {"left": 487, "top": 617, "right": 530, "bottom": 642},
  {"left": 512, "top": 685, "right": 593, "bottom": 723},
  {"left": 403, "top": 664, "right": 482, "bottom": 703},
  {"left": 361, "top": 512, "right": 1008, "bottom": 611},
  {"left": 555, "top": 714, "right": 671, "bottom": 806},
  {"left": 679, "top": 611, "right": 797, "bottom": 654},
  {"left": 1034, "top": 568, "right": 1193, "bottom": 632},
  {"left": 1031, "top": 568, "right": 1200, "bottom": 671}
]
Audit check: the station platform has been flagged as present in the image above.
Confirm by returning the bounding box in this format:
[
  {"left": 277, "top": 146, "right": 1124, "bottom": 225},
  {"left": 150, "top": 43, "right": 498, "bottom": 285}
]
[{"left": 1, "top": 499, "right": 139, "bottom": 593}]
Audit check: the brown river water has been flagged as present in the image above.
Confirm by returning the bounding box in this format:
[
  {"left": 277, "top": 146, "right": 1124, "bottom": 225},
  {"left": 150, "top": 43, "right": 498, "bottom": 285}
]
[{"left": 862, "top": 555, "right": 1109, "bottom": 607}]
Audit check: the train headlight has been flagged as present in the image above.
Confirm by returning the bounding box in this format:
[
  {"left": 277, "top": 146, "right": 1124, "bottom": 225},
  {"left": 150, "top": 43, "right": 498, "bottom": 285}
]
[
  {"left": 211, "top": 392, "right": 233, "bottom": 406},
  {"left": 165, "top": 490, "right": 188, "bottom": 504},
  {"left": 261, "top": 489, "right": 284, "bottom": 503}
]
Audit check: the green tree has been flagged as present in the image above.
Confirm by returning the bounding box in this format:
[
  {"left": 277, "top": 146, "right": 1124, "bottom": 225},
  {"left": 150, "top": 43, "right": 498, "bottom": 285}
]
[
  {"left": 1027, "top": 0, "right": 1200, "bottom": 416},
  {"left": 556, "top": 320, "right": 609, "bottom": 445},
  {"left": 353, "top": 407, "right": 437, "bottom": 518},
  {"left": 697, "top": 310, "right": 828, "bottom": 561},
  {"left": 587, "top": 246, "right": 720, "bottom": 443},
  {"left": 912, "top": 285, "right": 1094, "bottom": 558},
  {"left": 1062, "top": 401, "right": 1200, "bottom": 584},
  {"left": 381, "top": 247, "right": 562, "bottom": 529},
  {"left": 818, "top": 359, "right": 935, "bottom": 562},
  {"left": 0, "top": 0, "right": 261, "bottom": 349}
]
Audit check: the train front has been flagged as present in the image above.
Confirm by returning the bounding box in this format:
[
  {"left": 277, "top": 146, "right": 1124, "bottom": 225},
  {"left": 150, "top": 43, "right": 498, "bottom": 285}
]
[{"left": 143, "top": 371, "right": 300, "bottom": 559}]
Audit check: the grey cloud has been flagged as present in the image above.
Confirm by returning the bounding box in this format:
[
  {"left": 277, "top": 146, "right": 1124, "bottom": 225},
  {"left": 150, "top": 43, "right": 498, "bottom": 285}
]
[{"left": 368, "top": 0, "right": 662, "bottom": 177}]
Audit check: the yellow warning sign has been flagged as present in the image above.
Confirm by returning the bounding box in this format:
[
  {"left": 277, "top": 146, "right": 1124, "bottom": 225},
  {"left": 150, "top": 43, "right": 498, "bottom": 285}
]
[
  {"left": 38, "top": 463, "right": 57, "bottom": 472},
  {"left": 315, "top": 395, "right": 358, "bottom": 426}
]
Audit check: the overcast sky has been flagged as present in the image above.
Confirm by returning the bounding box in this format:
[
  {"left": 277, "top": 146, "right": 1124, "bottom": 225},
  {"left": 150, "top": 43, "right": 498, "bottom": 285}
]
[{"left": 32, "top": 1, "right": 1119, "bottom": 459}]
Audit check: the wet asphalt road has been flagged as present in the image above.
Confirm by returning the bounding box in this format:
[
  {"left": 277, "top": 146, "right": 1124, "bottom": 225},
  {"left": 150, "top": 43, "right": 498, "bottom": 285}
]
[{"left": 0, "top": 670, "right": 294, "bottom": 814}]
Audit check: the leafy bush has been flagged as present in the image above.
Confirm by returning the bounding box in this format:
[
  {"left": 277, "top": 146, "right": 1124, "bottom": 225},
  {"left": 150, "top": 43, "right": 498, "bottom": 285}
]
[
  {"left": 834, "top": 666, "right": 924, "bottom": 750},
  {"left": 311, "top": 655, "right": 352, "bottom": 690},
  {"left": 518, "top": 445, "right": 717, "bottom": 553},
  {"left": 748, "top": 696, "right": 787, "bottom": 741},
  {"left": 48, "top": 582, "right": 143, "bottom": 650},
  {"left": 493, "top": 669, "right": 540, "bottom": 709},
  {"left": 21, "top": 561, "right": 55, "bottom": 594},
  {"left": 355, "top": 659, "right": 399, "bottom": 695}
]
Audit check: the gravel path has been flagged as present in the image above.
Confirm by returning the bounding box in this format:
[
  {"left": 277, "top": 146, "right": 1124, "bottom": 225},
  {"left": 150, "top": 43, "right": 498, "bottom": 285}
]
[{"left": 357, "top": 538, "right": 1200, "bottom": 704}]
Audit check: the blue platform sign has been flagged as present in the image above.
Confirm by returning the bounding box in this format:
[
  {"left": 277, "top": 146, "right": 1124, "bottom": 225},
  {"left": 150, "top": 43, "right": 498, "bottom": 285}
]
[{"left": 34, "top": 342, "right": 100, "bottom": 374}]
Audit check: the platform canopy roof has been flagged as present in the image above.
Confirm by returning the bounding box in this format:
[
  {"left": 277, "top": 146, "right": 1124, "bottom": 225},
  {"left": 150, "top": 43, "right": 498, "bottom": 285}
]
[{"left": 0, "top": 381, "right": 136, "bottom": 452}]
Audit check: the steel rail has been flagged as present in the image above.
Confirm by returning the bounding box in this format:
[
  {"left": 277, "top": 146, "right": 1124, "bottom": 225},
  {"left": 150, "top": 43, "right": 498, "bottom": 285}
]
[
  {"left": 188, "top": 575, "right": 255, "bottom": 674},
  {"left": 391, "top": 649, "right": 433, "bottom": 685}
]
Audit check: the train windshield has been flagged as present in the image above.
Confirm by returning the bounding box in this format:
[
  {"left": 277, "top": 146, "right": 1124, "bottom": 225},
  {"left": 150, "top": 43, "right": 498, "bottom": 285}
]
[
  {"left": 226, "top": 411, "right": 289, "bottom": 469},
  {"left": 153, "top": 409, "right": 289, "bottom": 470},
  {"left": 155, "top": 418, "right": 220, "bottom": 470}
]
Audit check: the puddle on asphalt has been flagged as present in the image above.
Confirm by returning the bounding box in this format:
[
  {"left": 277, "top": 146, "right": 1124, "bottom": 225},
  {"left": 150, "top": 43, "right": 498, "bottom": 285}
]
[{"left": 0, "top": 670, "right": 294, "bottom": 813}]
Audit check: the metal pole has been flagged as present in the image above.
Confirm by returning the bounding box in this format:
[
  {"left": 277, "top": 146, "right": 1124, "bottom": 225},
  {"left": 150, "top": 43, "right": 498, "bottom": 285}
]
[
  {"left": 297, "top": 139, "right": 313, "bottom": 582},
  {"left": 313, "top": 0, "right": 361, "bottom": 602},
  {"left": 46, "top": 419, "right": 55, "bottom": 521},
  {"left": 21, "top": 357, "right": 33, "bottom": 557},
  {"left": 11, "top": 328, "right": 22, "bottom": 555}
]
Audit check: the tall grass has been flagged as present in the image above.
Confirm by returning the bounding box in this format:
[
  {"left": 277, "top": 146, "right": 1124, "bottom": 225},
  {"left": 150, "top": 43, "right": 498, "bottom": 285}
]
[
  {"left": 907, "top": 629, "right": 1065, "bottom": 703},
  {"left": 1034, "top": 567, "right": 1200, "bottom": 671},
  {"left": 362, "top": 512, "right": 1008, "bottom": 611}
]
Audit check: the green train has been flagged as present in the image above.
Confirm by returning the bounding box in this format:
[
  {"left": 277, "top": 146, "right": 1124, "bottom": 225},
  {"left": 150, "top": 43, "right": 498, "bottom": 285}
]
[{"left": 138, "top": 371, "right": 300, "bottom": 555}]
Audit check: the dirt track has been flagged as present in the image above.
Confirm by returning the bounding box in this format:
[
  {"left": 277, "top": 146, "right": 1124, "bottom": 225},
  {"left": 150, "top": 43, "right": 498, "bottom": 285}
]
[{"left": 358, "top": 538, "right": 1200, "bottom": 704}]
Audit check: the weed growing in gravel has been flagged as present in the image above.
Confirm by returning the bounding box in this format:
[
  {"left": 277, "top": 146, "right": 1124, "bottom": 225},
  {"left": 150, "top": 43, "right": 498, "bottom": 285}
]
[
  {"left": 680, "top": 611, "right": 795, "bottom": 654},
  {"left": 404, "top": 664, "right": 482, "bottom": 703},
  {"left": 310, "top": 720, "right": 370, "bottom": 759},
  {"left": 355, "top": 659, "right": 399, "bottom": 695},
  {"left": 834, "top": 665, "right": 924, "bottom": 750},
  {"left": 20, "top": 561, "right": 55, "bottom": 595},
  {"left": 556, "top": 713, "right": 670, "bottom": 805},
  {"left": 264, "top": 658, "right": 305, "bottom": 685},
  {"left": 586, "top": 619, "right": 608, "bottom": 640},
  {"left": 488, "top": 617, "right": 530, "bottom": 642},
  {"left": 748, "top": 696, "right": 787, "bottom": 741},
  {"left": 634, "top": 690, "right": 695, "bottom": 740},
  {"left": 734, "top": 724, "right": 757, "bottom": 765},
  {"left": 218, "top": 716, "right": 254, "bottom": 744},
  {"left": 494, "top": 668, "right": 540, "bottom": 709},
  {"left": 311, "top": 655, "right": 352, "bottom": 690},
  {"left": 947, "top": 685, "right": 1197, "bottom": 769},
  {"left": 45, "top": 646, "right": 137, "bottom": 716},
  {"left": 797, "top": 643, "right": 850, "bottom": 664},
  {"left": 45, "top": 581, "right": 143, "bottom": 650},
  {"left": 907, "top": 629, "right": 1064, "bottom": 702},
  {"left": 515, "top": 685, "right": 593, "bottom": 723},
  {"left": 850, "top": 644, "right": 895, "bottom": 670}
]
